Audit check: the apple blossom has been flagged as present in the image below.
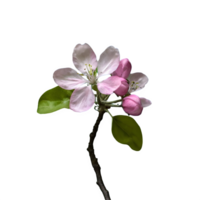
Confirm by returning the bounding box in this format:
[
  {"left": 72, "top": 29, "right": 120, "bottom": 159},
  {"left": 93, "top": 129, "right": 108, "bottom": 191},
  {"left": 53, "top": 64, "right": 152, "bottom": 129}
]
[
  {"left": 53, "top": 43, "right": 123, "bottom": 112},
  {"left": 128, "top": 72, "right": 149, "bottom": 93}
]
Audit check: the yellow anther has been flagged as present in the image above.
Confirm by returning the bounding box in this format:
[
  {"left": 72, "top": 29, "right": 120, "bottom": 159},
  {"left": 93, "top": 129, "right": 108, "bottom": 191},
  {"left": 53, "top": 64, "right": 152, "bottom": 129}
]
[{"left": 84, "top": 63, "right": 94, "bottom": 76}]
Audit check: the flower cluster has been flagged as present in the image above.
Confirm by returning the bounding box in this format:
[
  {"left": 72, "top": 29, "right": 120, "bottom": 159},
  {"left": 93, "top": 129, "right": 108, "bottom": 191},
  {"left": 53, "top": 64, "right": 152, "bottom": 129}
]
[
  {"left": 53, "top": 43, "right": 151, "bottom": 115},
  {"left": 111, "top": 58, "right": 151, "bottom": 115}
]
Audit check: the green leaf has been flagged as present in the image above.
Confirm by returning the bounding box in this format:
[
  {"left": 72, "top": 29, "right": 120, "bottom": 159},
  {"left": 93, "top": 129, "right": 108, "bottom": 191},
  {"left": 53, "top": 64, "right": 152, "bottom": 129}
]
[
  {"left": 112, "top": 115, "right": 143, "bottom": 151},
  {"left": 37, "top": 86, "right": 74, "bottom": 114}
]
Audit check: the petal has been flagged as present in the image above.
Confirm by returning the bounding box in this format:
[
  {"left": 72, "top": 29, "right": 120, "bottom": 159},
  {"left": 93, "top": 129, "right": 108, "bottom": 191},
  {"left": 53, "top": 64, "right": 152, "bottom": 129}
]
[
  {"left": 53, "top": 68, "right": 88, "bottom": 90},
  {"left": 128, "top": 72, "right": 149, "bottom": 92},
  {"left": 114, "top": 77, "right": 129, "bottom": 96},
  {"left": 124, "top": 94, "right": 141, "bottom": 104},
  {"left": 140, "top": 98, "right": 152, "bottom": 107},
  {"left": 70, "top": 86, "right": 95, "bottom": 112},
  {"left": 97, "top": 76, "right": 121, "bottom": 95},
  {"left": 112, "top": 58, "right": 132, "bottom": 79},
  {"left": 73, "top": 43, "right": 97, "bottom": 74},
  {"left": 97, "top": 46, "right": 120, "bottom": 78}
]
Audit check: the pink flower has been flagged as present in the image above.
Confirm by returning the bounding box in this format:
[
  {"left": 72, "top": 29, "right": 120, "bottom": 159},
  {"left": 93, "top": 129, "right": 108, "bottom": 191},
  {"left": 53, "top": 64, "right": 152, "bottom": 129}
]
[
  {"left": 122, "top": 95, "right": 152, "bottom": 116},
  {"left": 53, "top": 43, "right": 122, "bottom": 112},
  {"left": 112, "top": 58, "right": 132, "bottom": 96}
]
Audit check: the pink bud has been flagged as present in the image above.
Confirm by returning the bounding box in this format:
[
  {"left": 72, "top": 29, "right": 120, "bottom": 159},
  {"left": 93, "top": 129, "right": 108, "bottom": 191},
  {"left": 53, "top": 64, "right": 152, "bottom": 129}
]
[
  {"left": 114, "top": 77, "right": 129, "bottom": 96},
  {"left": 112, "top": 58, "right": 132, "bottom": 79},
  {"left": 122, "top": 95, "right": 143, "bottom": 116}
]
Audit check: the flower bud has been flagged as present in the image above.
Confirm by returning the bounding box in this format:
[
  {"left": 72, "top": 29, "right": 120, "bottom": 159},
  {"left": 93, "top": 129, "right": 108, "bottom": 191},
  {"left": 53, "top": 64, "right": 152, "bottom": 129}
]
[
  {"left": 122, "top": 95, "right": 143, "bottom": 116},
  {"left": 114, "top": 77, "right": 129, "bottom": 96},
  {"left": 112, "top": 58, "right": 132, "bottom": 79}
]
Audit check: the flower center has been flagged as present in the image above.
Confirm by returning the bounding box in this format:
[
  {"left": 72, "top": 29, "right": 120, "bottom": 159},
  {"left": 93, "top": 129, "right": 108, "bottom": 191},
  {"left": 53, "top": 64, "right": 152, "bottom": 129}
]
[
  {"left": 131, "top": 81, "right": 138, "bottom": 89},
  {"left": 84, "top": 64, "right": 97, "bottom": 85},
  {"left": 84, "top": 64, "right": 93, "bottom": 75}
]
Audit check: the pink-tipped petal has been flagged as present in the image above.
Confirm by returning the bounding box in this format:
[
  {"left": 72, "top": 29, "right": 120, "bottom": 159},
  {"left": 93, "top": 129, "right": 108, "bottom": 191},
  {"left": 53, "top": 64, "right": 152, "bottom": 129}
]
[
  {"left": 112, "top": 58, "right": 132, "bottom": 79},
  {"left": 97, "top": 76, "right": 121, "bottom": 95},
  {"left": 140, "top": 98, "right": 152, "bottom": 107},
  {"left": 128, "top": 72, "right": 149, "bottom": 92},
  {"left": 70, "top": 86, "right": 95, "bottom": 112},
  {"left": 73, "top": 43, "right": 97, "bottom": 74},
  {"left": 114, "top": 77, "right": 129, "bottom": 96},
  {"left": 97, "top": 46, "right": 120, "bottom": 78},
  {"left": 53, "top": 68, "right": 88, "bottom": 90}
]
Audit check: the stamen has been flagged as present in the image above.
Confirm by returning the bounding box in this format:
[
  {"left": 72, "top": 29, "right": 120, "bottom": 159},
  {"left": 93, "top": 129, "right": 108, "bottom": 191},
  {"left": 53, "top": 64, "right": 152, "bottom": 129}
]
[
  {"left": 84, "top": 64, "right": 90, "bottom": 75},
  {"left": 130, "top": 81, "right": 139, "bottom": 91},
  {"left": 84, "top": 64, "right": 95, "bottom": 84}
]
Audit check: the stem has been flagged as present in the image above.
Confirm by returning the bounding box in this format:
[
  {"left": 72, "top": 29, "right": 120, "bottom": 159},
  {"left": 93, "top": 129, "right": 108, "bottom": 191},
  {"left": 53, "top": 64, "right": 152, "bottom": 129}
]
[
  {"left": 106, "top": 104, "right": 122, "bottom": 107},
  {"left": 104, "top": 95, "right": 110, "bottom": 100},
  {"left": 87, "top": 111, "right": 111, "bottom": 200},
  {"left": 122, "top": 93, "right": 131, "bottom": 98},
  {"left": 101, "top": 99, "right": 122, "bottom": 104},
  {"left": 105, "top": 109, "right": 114, "bottom": 118}
]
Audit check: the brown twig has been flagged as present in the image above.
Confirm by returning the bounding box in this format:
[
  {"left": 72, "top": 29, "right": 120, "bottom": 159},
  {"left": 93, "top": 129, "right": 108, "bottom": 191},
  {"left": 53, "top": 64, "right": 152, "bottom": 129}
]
[{"left": 87, "top": 111, "right": 111, "bottom": 200}]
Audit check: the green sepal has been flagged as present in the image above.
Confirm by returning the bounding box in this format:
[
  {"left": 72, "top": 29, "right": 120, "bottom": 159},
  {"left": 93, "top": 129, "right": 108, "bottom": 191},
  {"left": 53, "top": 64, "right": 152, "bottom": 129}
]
[
  {"left": 92, "top": 85, "right": 98, "bottom": 92},
  {"left": 37, "top": 86, "right": 74, "bottom": 114},
  {"left": 94, "top": 68, "right": 98, "bottom": 76},
  {"left": 112, "top": 115, "right": 143, "bottom": 151}
]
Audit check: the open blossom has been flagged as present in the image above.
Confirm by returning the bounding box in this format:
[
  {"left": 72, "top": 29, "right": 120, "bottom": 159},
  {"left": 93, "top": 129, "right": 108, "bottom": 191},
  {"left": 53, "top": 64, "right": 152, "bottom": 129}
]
[
  {"left": 112, "top": 58, "right": 132, "bottom": 96},
  {"left": 53, "top": 43, "right": 122, "bottom": 112},
  {"left": 127, "top": 72, "right": 149, "bottom": 93}
]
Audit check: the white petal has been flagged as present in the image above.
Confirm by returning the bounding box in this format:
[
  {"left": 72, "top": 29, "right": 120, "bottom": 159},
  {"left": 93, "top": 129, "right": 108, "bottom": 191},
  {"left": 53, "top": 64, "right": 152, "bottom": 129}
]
[
  {"left": 53, "top": 68, "right": 88, "bottom": 90},
  {"left": 70, "top": 86, "right": 95, "bottom": 112},
  {"left": 140, "top": 98, "right": 152, "bottom": 107},
  {"left": 97, "top": 46, "right": 120, "bottom": 78},
  {"left": 73, "top": 43, "right": 97, "bottom": 74},
  {"left": 97, "top": 76, "right": 121, "bottom": 95}
]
